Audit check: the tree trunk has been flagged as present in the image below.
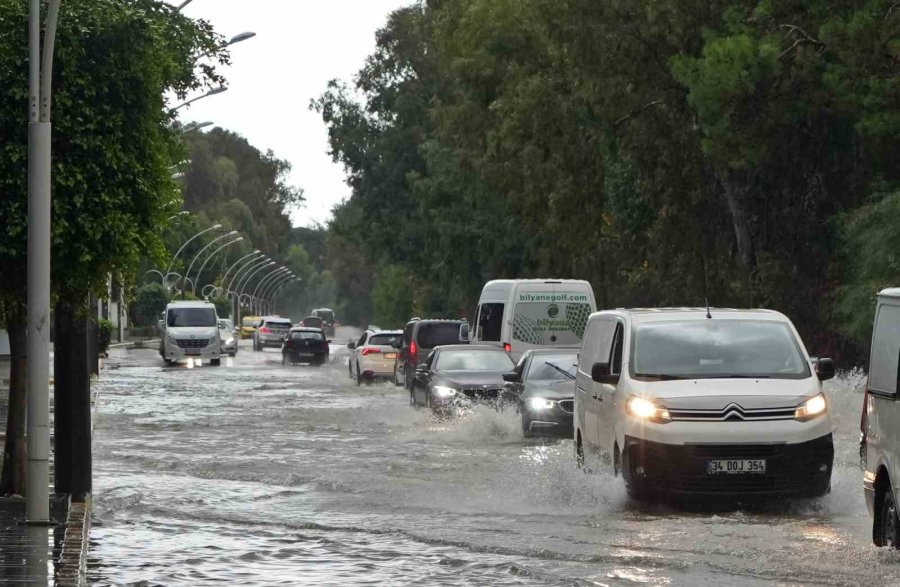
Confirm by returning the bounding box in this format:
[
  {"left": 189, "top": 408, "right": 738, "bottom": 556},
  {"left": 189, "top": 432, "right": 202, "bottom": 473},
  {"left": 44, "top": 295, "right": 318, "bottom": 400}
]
[
  {"left": 53, "top": 297, "right": 92, "bottom": 502},
  {"left": 1, "top": 309, "right": 28, "bottom": 497},
  {"left": 719, "top": 171, "right": 757, "bottom": 269}
]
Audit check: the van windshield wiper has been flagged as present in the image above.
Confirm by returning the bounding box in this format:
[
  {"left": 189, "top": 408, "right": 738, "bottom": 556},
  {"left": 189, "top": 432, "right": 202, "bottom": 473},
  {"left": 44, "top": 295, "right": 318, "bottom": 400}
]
[
  {"left": 634, "top": 373, "right": 688, "bottom": 381},
  {"left": 545, "top": 362, "right": 576, "bottom": 380}
]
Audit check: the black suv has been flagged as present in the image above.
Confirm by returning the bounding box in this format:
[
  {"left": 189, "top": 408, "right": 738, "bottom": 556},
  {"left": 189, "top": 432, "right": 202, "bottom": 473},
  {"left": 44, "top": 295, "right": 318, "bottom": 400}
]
[{"left": 392, "top": 318, "right": 468, "bottom": 389}]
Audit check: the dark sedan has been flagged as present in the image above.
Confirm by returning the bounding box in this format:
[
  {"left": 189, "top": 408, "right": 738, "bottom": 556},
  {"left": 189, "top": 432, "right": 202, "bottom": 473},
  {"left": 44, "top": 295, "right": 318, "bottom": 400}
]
[
  {"left": 410, "top": 345, "right": 516, "bottom": 413},
  {"left": 282, "top": 327, "right": 330, "bottom": 366},
  {"left": 504, "top": 349, "right": 578, "bottom": 437}
]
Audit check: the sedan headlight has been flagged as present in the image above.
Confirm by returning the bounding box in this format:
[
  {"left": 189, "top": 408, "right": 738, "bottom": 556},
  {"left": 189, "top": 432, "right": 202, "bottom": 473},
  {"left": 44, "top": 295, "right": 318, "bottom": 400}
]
[
  {"left": 626, "top": 396, "right": 671, "bottom": 423},
  {"left": 433, "top": 386, "right": 457, "bottom": 398},
  {"left": 225, "top": 337, "right": 234, "bottom": 345},
  {"left": 528, "top": 397, "right": 555, "bottom": 411},
  {"left": 795, "top": 393, "right": 827, "bottom": 422}
]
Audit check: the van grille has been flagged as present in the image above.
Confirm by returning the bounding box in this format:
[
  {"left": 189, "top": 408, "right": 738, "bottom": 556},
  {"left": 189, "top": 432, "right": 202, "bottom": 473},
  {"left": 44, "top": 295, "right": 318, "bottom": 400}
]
[
  {"left": 175, "top": 338, "right": 209, "bottom": 349},
  {"left": 668, "top": 404, "right": 795, "bottom": 422}
]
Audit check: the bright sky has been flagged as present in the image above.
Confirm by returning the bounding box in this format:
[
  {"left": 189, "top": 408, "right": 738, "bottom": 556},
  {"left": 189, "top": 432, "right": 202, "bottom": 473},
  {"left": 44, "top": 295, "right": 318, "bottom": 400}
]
[{"left": 171, "top": 0, "right": 410, "bottom": 228}]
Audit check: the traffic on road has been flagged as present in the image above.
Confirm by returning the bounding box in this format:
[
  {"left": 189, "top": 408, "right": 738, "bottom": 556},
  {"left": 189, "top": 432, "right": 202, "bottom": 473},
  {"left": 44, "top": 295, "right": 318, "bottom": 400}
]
[{"left": 86, "top": 281, "right": 900, "bottom": 585}]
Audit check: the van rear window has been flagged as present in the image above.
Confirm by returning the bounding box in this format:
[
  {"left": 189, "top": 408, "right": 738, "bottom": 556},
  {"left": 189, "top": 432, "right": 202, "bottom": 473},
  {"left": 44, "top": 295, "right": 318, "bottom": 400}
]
[{"left": 417, "top": 323, "right": 462, "bottom": 348}]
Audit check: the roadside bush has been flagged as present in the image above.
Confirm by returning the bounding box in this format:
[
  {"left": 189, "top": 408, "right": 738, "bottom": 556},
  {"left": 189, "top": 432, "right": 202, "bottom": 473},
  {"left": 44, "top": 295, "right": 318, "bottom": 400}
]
[
  {"left": 97, "top": 319, "right": 113, "bottom": 354},
  {"left": 133, "top": 283, "right": 169, "bottom": 326}
]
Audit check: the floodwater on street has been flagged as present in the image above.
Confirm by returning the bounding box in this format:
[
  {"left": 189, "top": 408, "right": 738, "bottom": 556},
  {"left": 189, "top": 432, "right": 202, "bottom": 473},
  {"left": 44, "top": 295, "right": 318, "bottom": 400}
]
[{"left": 87, "top": 335, "right": 900, "bottom": 586}]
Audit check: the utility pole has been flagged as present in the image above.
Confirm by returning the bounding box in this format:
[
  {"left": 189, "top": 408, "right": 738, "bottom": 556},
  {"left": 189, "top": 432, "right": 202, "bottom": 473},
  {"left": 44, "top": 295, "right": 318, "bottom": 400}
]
[{"left": 27, "top": 0, "right": 62, "bottom": 523}]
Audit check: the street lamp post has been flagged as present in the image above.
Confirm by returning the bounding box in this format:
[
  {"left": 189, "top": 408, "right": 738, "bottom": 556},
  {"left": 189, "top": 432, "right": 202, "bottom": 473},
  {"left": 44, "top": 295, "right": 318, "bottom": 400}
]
[
  {"left": 166, "top": 223, "right": 223, "bottom": 276},
  {"left": 251, "top": 268, "right": 289, "bottom": 314},
  {"left": 171, "top": 85, "right": 227, "bottom": 112},
  {"left": 192, "top": 235, "right": 244, "bottom": 295},
  {"left": 266, "top": 277, "right": 299, "bottom": 315},
  {"left": 26, "top": 0, "right": 62, "bottom": 524},
  {"left": 236, "top": 261, "right": 275, "bottom": 323},
  {"left": 219, "top": 250, "right": 261, "bottom": 294},
  {"left": 261, "top": 274, "right": 296, "bottom": 315},
  {"left": 228, "top": 256, "right": 270, "bottom": 324},
  {"left": 182, "top": 230, "right": 239, "bottom": 295},
  {"left": 260, "top": 271, "right": 295, "bottom": 315}
]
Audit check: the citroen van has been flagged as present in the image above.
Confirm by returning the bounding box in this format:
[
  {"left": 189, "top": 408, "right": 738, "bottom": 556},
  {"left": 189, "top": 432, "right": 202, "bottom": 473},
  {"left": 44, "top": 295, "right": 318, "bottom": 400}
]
[
  {"left": 575, "top": 308, "right": 835, "bottom": 499},
  {"left": 470, "top": 279, "right": 596, "bottom": 359},
  {"left": 160, "top": 300, "right": 221, "bottom": 366},
  {"left": 862, "top": 288, "right": 900, "bottom": 548}
]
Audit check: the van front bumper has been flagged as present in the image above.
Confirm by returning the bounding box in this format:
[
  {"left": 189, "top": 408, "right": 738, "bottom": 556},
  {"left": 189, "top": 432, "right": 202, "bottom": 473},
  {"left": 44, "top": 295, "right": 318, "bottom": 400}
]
[{"left": 622, "top": 433, "right": 834, "bottom": 498}]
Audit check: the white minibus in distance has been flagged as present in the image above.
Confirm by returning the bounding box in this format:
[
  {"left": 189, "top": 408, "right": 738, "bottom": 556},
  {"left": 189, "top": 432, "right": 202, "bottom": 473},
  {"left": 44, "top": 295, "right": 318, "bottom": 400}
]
[
  {"left": 470, "top": 279, "right": 596, "bottom": 359},
  {"left": 862, "top": 288, "right": 900, "bottom": 548}
]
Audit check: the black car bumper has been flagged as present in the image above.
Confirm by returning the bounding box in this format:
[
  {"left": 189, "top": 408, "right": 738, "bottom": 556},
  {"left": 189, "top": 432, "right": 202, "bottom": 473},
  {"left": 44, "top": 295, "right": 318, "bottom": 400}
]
[
  {"left": 522, "top": 405, "right": 574, "bottom": 437},
  {"left": 283, "top": 350, "right": 328, "bottom": 363},
  {"left": 622, "top": 434, "right": 834, "bottom": 498}
]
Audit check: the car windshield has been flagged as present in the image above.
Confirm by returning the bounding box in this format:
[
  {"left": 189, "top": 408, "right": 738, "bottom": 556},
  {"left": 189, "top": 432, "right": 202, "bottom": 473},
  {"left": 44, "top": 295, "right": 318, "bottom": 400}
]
[
  {"left": 417, "top": 323, "right": 462, "bottom": 348},
  {"left": 291, "top": 331, "right": 324, "bottom": 341},
  {"left": 436, "top": 350, "right": 514, "bottom": 371},
  {"left": 369, "top": 333, "right": 401, "bottom": 346},
  {"left": 526, "top": 353, "right": 578, "bottom": 381},
  {"left": 265, "top": 320, "right": 291, "bottom": 329},
  {"left": 167, "top": 307, "right": 217, "bottom": 328},
  {"left": 632, "top": 320, "right": 810, "bottom": 380},
  {"left": 303, "top": 317, "right": 324, "bottom": 327},
  {"left": 219, "top": 320, "right": 233, "bottom": 330},
  {"left": 242, "top": 318, "right": 261, "bottom": 327}
]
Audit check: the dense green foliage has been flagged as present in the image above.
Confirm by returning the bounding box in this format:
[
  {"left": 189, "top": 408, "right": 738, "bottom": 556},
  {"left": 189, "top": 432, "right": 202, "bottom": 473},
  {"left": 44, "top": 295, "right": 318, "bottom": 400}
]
[
  {"left": 316, "top": 0, "right": 900, "bottom": 362},
  {"left": 132, "top": 283, "right": 169, "bottom": 327}
]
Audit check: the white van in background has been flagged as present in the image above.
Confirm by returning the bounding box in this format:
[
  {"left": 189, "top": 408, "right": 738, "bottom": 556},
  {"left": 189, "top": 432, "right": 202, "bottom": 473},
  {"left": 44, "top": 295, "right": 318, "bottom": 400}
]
[
  {"left": 160, "top": 300, "right": 222, "bottom": 366},
  {"left": 862, "top": 288, "right": 900, "bottom": 548},
  {"left": 470, "top": 279, "right": 596, "bottom": 358}
]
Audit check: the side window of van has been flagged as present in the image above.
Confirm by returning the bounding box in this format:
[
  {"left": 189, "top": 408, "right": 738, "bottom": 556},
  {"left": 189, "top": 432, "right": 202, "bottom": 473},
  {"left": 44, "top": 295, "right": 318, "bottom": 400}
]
[
  {"left": 610, "top": 323, "right": 624, "bottom": 376},
  {"left": 870, "top": 304, "right": 900, "bottom": 395},
  {"left": 478, "top": 303, "right": 504, "bottom": 341},
  {"left": 579, "top": 318, "right": 617, "bottom": 374}
]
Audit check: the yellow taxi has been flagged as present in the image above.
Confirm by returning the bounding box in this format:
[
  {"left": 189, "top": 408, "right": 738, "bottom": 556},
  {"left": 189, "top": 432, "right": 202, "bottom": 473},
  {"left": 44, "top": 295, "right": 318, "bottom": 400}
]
[{"left": 240, "top": 316, "right": 262, "bottom": 339}]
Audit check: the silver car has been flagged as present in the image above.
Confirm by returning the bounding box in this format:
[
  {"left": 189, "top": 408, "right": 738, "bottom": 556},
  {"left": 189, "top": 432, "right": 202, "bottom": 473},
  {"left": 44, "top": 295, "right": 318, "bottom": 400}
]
[{"left": 218, "top": 319, "right": 238, "bottom": 356}]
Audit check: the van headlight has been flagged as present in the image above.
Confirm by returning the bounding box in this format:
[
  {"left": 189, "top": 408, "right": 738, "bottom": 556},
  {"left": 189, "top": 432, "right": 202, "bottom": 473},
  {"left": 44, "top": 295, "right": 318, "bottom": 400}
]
[
  {"left": 433, "top": 386, "right": 457, "bottom": 398},
  {"left": 528, "top": 398, "right": 555, "bottom": 411},
  {"left": 795, "top": 393, "right": 827, "bottom": 422},
  {"left": 626, "top": 396, "right": 671, "bottom": 423},
  {"left": 225, "top": 337, "right": 234, "bottom": 345}
]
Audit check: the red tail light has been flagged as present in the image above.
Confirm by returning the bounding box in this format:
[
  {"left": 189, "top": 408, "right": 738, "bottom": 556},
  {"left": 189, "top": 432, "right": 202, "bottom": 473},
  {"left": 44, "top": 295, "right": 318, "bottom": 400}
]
[
  {"left": 259, "top": 326, "right": 271, "bottom": 334},
  {"left": 285, "top": 340, "right": 294, "bottom": 348},
  {"left": 409, "top": 341, "right": 418, "bottom": 362},
  {"left": 504, "top": 343, "right": 512, "bottom": 353},
  {"left": 361, "top": 347, "right": 381, "bottom": 356}
]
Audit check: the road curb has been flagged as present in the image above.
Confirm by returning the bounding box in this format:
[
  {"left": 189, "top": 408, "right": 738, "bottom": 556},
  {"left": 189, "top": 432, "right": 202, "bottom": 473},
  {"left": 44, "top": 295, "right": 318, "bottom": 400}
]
[{"left": 56, "top": 498, "right": 91, "bottom": 587}]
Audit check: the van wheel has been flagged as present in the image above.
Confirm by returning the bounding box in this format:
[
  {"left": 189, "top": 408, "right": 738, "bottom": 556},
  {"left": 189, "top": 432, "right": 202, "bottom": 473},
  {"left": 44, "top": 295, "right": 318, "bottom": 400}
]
[
  {"left": 211, "top": 359, "right": 221, "bottom": 366},
  {"left": 356, "top": 363, "right": 362, "bottom": 386},
  {"left": 613, "top": 445, "right": 622, "bottom": 477},
  {"left": 393, "top": 364, "right": 402, "bottom": 387},
  {"left": 876, "top": 484, "right": 900, "bottom": 548},
  {"left": 348, "top": 361, "right": 353, "bottom": 378}
]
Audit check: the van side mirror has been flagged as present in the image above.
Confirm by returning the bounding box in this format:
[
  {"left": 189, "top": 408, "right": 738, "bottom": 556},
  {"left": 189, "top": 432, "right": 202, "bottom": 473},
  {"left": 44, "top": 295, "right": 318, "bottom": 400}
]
[
  {"left": 502, "top": 371, "right": 518, "bottom": 383},
  {"left": 591, "top": 361, "right": 619, "bottom": 385},
  {"left": 347, "top": 342, "right": 356, "bottom": 350},
  {"left": 459, "top": 323, "right": 470, "bottom": 343},
  {"left": 815, "top": 357, "right": 835, "bottom": 381},
  {"left": 416, "top": 364, "right": 429, "bottom": 374},
  {"left": 391, "top": 339, "right": 401, "bottom": 349},
  {"left": 157, "top": 319, "right": 164, "bottom": 331}
]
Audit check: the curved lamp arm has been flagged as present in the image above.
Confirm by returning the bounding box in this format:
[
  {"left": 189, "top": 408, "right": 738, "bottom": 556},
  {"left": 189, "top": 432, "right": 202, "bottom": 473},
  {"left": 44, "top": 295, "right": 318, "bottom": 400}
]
[
  {"left": 192, "top": 235, "right": 243, "bottom": 294},
  {"left": 166, "top": 223, "right": 222, "bottom": 274}
]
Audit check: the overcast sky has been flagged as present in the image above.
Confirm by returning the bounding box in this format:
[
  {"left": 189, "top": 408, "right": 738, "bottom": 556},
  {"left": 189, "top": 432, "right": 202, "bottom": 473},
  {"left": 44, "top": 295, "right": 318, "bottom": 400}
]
[{"left": 171, "top": 0, "right": 410, "bottom": 228}]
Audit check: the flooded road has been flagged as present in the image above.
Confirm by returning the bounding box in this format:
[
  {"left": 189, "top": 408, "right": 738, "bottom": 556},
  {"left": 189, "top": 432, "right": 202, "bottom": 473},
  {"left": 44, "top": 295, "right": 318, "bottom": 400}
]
[{"left": 88, "top": 339, "right": 900, "bottom": 585}]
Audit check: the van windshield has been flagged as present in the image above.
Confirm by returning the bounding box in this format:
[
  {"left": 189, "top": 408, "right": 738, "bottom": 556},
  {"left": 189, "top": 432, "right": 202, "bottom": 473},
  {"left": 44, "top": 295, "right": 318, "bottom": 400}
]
[
  {"left": 168, "top": 307, "right": 217, "bottom": 328},
  {"left": 512, "top": 295, "right": 592, "bottom": 346},
  {"left": 632, "top": 320, "right": 810, "bottom": 380}
]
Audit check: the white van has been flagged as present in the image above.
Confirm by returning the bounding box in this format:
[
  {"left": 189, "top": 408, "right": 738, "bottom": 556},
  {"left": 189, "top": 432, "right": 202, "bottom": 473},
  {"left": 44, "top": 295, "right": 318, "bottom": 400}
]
[
  {"left": 575, "top": 307, "right": 835, "bottom": 500},
  {"left": 160, "top": 300, "right": 222, "bottom": 366},
  {"left": 471, "top": 279, "right": 596, "bottom": 358},
  {"left": 862, "top": 288, "right": 900, "bottom": 548}
]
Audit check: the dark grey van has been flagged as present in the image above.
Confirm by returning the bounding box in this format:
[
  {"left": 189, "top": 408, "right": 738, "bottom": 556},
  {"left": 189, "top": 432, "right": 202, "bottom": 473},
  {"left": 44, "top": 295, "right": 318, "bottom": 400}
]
[{"left": 392, "top": 318, "right": 468, "bottom": 389}]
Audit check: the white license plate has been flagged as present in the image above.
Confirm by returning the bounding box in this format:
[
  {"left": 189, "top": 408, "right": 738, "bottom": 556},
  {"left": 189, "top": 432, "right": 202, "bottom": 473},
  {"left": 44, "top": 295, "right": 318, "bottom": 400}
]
[
  {"left": 297, "top": 353, "right": 313, "bottom": 359},
  {"left": 385, "top": 353, "right": 397, "bottom": 359},
  {"left": 185, "top": 349, "right": 202, "bottom": 355},
  {"left": 706, "top": 459, "right": 766, "bottom": 475}
]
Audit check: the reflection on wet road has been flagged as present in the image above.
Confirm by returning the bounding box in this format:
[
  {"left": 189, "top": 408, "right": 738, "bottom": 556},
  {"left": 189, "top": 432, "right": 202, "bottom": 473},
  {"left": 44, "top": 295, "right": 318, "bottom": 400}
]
[{"left": 88, "top": 341, "right": 900, "bottom": 585}]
